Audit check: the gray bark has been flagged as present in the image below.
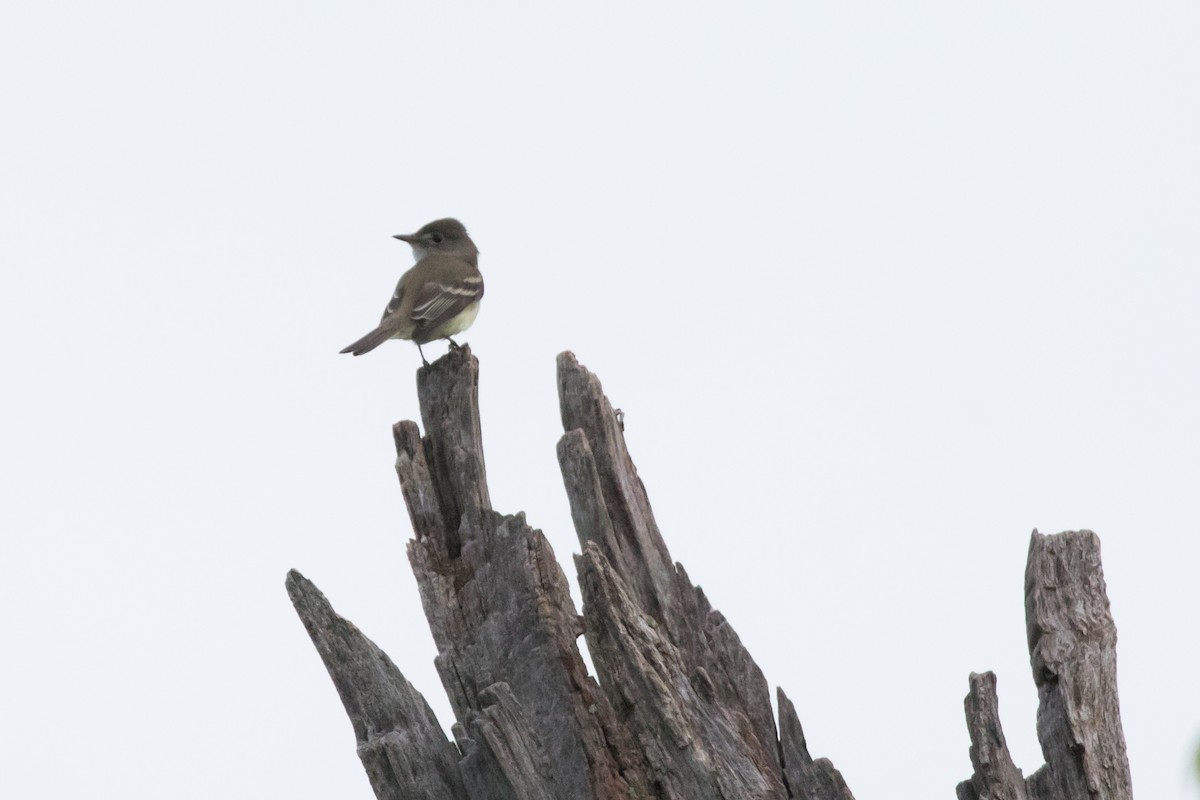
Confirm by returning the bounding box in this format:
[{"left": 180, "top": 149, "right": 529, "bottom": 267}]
[
  {"left": 558, "top": 353, "right": 792, "bottom": 799},
  {"left": 397, "top": 347, "right": 645, "bottom": 800},
  {"left": 287, "top": 346, "right": 1131, "bottom": 800},
  {"left": 958, "top": 530, "right": 1132, "bottom": 800},
  {"left": 285, "top": 570, "right": 468, "bottom": 800},
  {"left": 956, "top": 672, "right": 1027, "bottom": 800},
  {"left": 290, "top": 347, "right": 850, "bottom": 798},
  {"left": 777, "top": 689, "right": 854, "bottom": 800}
]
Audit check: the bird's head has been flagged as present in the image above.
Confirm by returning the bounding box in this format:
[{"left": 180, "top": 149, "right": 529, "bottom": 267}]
[{"left": 394, "top": 218, "right": 478, "bottom": 261}]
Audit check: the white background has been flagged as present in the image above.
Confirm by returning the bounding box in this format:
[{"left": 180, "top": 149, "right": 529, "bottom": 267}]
[{"left": 2, "top": 2, "right": 1197, "bottom": 798}]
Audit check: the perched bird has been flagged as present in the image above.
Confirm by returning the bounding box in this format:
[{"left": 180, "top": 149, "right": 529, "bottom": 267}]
[{"left": 340, "top": 218, "right": 484, "bottom": 364}]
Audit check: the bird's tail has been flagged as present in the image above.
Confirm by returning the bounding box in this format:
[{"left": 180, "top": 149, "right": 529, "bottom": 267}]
[{"left": 339, "top": 326, "right": 394, "bottom": 356}]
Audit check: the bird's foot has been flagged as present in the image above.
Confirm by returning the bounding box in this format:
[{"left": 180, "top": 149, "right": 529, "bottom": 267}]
[
  {"left": 417, "top": 343, "right": 430, "bottom": 367},
  {"left": 446, "top": 337, "right": 462, "bottom": 351}
]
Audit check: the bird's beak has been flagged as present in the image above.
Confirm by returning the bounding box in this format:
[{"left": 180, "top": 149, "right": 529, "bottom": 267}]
[{"left": 393, "top": 233, "right": 416, "bottom": 243}]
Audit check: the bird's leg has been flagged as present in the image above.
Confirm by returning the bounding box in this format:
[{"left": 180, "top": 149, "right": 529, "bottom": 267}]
[
  {"left": 446, "top": 336, "right": 462, "bottom": 351},
  {"left": 417, "top": 343, "right": 429, "bottom": 367}
]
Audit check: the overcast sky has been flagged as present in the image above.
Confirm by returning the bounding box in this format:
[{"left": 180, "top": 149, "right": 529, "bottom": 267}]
[{"left": 3, "top": 2, "right": 1198, "bottom": 798}]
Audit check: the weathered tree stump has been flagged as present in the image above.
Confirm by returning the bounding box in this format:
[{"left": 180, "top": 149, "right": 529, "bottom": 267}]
[
  {"left": 288, "top": 347, "right": 1131, "bottom": 799},
  {"left": 958, "top": 531, "right": 1132, "bottom": 800}
]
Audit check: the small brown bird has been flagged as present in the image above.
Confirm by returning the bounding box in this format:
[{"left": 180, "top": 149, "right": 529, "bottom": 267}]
[{"left": 340, "top": 218, "right": 484, "bottom": 365}]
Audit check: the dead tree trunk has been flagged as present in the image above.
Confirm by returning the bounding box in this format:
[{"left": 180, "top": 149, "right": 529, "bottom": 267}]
[
  {"left": 287, "top": 347, "right": 1131, "bottom": 799},
  {"left": 958, "top": 531, "right": 1132, "bottom": 800}
]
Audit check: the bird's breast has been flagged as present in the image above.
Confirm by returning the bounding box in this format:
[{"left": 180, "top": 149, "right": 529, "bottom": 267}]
[{"left": 439, "top": 301, "right": 481, "bottom": 337}]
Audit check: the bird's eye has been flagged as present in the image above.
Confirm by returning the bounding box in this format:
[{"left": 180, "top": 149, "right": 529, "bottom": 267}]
[{"left": 430, "top": 233, "right": 445, "bottom": 244}]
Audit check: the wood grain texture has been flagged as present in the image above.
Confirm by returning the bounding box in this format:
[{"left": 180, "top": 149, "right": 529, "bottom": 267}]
[
  {"left": 558, "top": 352, "right": 841, "bottom": 800},
  {"left": 285, "top": 570, "right": 468, "bottom": 800},
  {"left": 777, "top": 689, "right": 855, "bottom": 800},
  {"left": 956, "top": 672, "right": 1028, "bottom": 800},
  {"left": 288, "top": 348, "right": 1130, "bottom": 800},
  {"left": 958, "top": 530, "right": 1132, "bottom": 800},
  {"left": 291, "top": 346, "right": 853, "bottom": 799},
  {"left": 402, "top": 347, "right": 645, "bottom": 800}
]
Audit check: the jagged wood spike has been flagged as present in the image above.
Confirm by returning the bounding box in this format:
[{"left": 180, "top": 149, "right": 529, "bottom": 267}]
[
  {"left": 557, "top": 352, "right": 678, "bottom": 630},
  {"left": 291, "top": 348, "right": 1132, "bottom": 799},
  {"left": 559, "top": 352, "right": 814, "bottom": 799},
  {"left": 576, "top": 543, "right": 790, "bottom": 798},
  {"left": 958, "top": 530, "right": 1132, "bottom": 800},
  {"left": 299, "top": 347, "right": 1191, "bottom": 799},
  {"left": 777, "top": 688, "right": 855, "bottom": 800},
  {"left": 1025, "top": 530, "right": 1132, "bottom": 800},
  {"left": 415, "top": 345, "right": 490, "bottom": 556},
  {"left": 285, "top": 570, "right": 468, "bottom": 800},
  {"left": 956, "top": 672, "right": 1027, "bottom": 800},
  {"left": 401, "top": 347, "right": 650, "bottom": 800}
]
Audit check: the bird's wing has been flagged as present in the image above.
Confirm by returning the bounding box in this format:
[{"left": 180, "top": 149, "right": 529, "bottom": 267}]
[
  {"left": 378, "top": 275, "right": 409, "bottom": 324},
  {"left": 406, "top": 257, "right": 484, "bottom": 336}
]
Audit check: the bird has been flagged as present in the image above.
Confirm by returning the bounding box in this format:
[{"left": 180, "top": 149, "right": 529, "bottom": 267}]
[{"left": 340, "top": 218, "right": 484, "bottom": 365}]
